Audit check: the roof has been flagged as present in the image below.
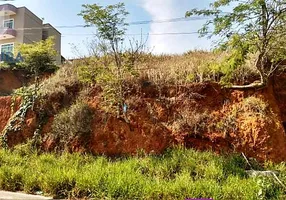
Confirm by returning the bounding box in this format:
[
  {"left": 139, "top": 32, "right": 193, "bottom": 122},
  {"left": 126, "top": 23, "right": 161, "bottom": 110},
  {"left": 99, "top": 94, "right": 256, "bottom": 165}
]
[{"left": 43, "top": 23, "right": 61, "bottom": 35}]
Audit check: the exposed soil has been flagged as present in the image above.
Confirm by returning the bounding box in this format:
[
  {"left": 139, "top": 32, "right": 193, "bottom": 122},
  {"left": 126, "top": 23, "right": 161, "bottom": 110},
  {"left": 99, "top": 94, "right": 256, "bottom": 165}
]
[
  {"left": 0, "top": 75, "right": 286, "bottom": 162},
  {"left": 0, "top": 69, "right": 53, "bottom": 95},
  {"left": 0, "top": 96, "right": 15, "bottom": 132},
  {"left": 0, "top": 70, "right": 28, "bottom": 95}
]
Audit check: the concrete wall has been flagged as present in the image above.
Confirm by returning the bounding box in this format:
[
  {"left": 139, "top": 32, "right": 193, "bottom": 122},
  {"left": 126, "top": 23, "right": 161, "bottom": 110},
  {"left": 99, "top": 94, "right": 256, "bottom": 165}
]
[
  {"left": 22, "top": 7, "right": 43, "bottom": 44},
  {"left": 1, "top": 8, "right": 24, "bottom": 44},
  {"left": 0, "top": 9, "right": 24, "bottom": 46},
  {"left": 43, "top": 23, "right": 61, "bottom": 64}
]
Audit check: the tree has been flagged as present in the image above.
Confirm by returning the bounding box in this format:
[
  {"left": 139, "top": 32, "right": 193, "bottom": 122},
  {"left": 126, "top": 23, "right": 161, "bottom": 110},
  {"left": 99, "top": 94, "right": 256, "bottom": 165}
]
[
  {"left": 17, "top": 37, "right": 57, "bottom": 100},
  {"left": 79, "top": 3, "right": 128, "bottom": 71},
  {"left": 186, "top": 0, "right": 286, "bottom": 89},
  {"left": 78, "top": 3, "right": 130, "bottom": 116}
]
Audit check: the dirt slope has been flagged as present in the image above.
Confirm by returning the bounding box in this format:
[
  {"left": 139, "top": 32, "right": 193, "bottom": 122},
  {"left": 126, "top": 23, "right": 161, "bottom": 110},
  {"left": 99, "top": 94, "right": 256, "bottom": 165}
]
[{"left": 0, "top": 78, "right": 286, "bottom": 162}]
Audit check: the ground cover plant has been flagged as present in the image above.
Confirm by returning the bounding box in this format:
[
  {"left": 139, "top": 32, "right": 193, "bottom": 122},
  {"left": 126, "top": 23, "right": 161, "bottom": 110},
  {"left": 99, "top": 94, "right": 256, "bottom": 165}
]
[{"left": 0, "top": 146, "right": 285, "bottom": 199}]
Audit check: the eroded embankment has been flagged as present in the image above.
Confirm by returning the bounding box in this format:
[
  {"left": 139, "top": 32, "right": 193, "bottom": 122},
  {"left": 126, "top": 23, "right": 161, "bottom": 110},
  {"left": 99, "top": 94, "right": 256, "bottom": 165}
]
[
  {"left": 0, "top": 79, "right": 286, "bottom": 162},
  {"left": 0, "top": 70, "right": 28, "bottom": 95}
]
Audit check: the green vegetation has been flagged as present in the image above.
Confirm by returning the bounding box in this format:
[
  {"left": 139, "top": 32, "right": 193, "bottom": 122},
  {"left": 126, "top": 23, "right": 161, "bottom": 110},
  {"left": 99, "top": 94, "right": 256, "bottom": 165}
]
[
  {"left": 78, "top": 3, "right": 146, "bottom": 115},
  {"left": 17, "top": 37, "right": 58, "bottom": 99},
  {"left": 1, "top": 87, "right": 34, "bottom": 149},
  {"left": 0, "top": 147, "right": 285, "bottom": 199},
  {"left": 50, "top": 101, "right": 94, "bottom": 152},
  {"left": 1, "top": 1, "right": 286, "bottom": 199},
  {"left": 17, "top": 37, "right": 57, "bottom": 74},
  {"left": 186, "top": 0, "right": 286, "bottom": 88},
  {"left": 78, "top": 3, "right": 130, "bottom": 115}
]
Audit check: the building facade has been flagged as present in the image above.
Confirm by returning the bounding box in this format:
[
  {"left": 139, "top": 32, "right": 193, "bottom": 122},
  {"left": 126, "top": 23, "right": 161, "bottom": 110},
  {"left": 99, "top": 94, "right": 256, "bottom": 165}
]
[{"left": 0, "top": 4, "right": 61, "bottom": 64}]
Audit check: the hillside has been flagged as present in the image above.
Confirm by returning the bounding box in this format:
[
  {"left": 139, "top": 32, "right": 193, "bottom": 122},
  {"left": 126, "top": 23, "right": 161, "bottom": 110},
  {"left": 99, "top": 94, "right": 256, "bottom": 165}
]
[{"left": 0, "top": 53, "right": 285, "bottom": 163}]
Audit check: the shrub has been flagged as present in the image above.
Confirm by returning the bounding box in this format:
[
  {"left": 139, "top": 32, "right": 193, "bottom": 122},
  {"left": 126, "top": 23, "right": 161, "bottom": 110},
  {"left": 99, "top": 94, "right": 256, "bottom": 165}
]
[
  {"left": 241, "top": 97, "right": 269, "bottom": 115},
  {"left": 16, "top": 37, "right": 58, "bottom": 73},
  {"left": 50, "top": 101, "right": 94, "bottom": 151},
  {"left": 172, "top": 110, "right": 210, "bottom": 136},
  {"left": 39, "top": 64, "right": 79, "bottom": 97},
  {"left": 216, "top": 97, "right": 270, "bottom": 137}
]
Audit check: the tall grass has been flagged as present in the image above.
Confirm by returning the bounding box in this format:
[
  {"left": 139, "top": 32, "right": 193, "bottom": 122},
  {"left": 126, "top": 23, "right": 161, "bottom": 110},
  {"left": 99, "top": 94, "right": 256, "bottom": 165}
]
[{"left": 0, "top": 147, "right": 285, "bottom": 199}]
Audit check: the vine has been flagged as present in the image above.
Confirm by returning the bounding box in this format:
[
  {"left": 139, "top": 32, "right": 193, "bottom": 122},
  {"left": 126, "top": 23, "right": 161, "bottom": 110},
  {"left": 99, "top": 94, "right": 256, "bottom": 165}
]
[{"left": 1, "top": 87, "right": 35, "bottom": 149}]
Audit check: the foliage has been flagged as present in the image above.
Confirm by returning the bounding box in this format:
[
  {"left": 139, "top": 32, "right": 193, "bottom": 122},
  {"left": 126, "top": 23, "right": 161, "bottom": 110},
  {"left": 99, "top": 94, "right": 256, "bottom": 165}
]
[
  {"left": 173, "top": 109, "right": 211, "bottom": 136},
  {"left": 0, "top": 147, "right": 285, "bottom": 199},
  {"left": 50, "top": 101, "right": 94, "bottom": 152},
  {"left": 78, "top": 3, "right": 140, "bottom": 115},
  {"left": 16, "top": 37, "right": 58, "bottom": 74},
  {"left": 16, "top": 37, "right": 58, "bottom": 100},
  {"left": 186, "top": 0, "right": 286, "bottom": 87},
  {"left": 0, "top": 62, "right": 13, "bottom": 70},
  {"left": 241, "top": 96, "right": 269, "bottom": 116},
  {"left": 38, "top": 64, "right": 79, "bottom": 98},
  {"left": 1, "top": 87, "right": 34, "bottom": 149},
  {"left": 77, "top": 59, "right": 133, "bottom": 113},
  {"left": 78, "top": 3, "right": 128, "bottom": 43}
]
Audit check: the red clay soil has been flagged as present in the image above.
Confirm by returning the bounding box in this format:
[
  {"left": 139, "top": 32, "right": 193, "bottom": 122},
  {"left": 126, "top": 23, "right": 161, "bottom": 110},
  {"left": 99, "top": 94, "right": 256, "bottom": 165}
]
[
  {"left": 0, "top": 96, "right": 14, "bottom": 131},
  {"left": 89, "top": 111, "right": 172, "bottom": 156},
  {"left": 0, "top": 70, "right": 53, "bottom": 95},
  {"left": 0, "top": 96, "right": 37, "bottom": 147},
  {"left": 0, "top": 70, "right": 28, "bottom": 95},
  {"left": 1, "top": 79, "right": 286, "bottom": 162},
  {"left": 273, "top": 73, "right": 286, "bottom": 122},
  {"left": 5, "top": 109, "right": 37, "bottom": 147}
]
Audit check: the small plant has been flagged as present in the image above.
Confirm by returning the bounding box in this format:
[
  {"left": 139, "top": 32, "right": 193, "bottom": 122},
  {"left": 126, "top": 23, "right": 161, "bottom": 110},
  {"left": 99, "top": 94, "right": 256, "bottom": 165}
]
[
  {"left": 0, "top": 62, "right": 12, "bottom": 70},
  {"left": 173, "top": 110, "right": 210, "bottom": 136},
  {"left": 241, "top": 97, "right": 269, "bottom": 116},
  {"left": 215, "top": 97, "right": 270, "bottom": 137},
  {"left": 216, "top": 106, "right": 239, "bottom": 137},
  {"left": 39, "top": 64, "right": 78, "bottom": 98}
]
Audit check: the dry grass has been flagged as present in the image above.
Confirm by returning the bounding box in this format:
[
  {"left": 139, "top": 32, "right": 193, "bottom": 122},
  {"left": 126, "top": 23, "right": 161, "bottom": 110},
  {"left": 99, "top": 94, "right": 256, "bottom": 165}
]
[
  {"left": 170, "top": 109, "right": 211, "bottom": 136},
  {"left": 132, "top": 50, "right": 259, "bottom": 86},
  {"left": 134, "top": 51, "right": 220, "bottom": 85},
  {"left": 39, "top": 63, "right": 79, "bottom": 97}
]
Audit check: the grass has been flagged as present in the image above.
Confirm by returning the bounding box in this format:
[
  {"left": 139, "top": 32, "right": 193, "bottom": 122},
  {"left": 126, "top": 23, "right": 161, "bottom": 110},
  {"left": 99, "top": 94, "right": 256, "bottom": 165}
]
[
  {"left": 0, "top": 147, "right": 285, "bottom": 199},
  {"left": 38, "top": 64, "right": 79, "bottom": 97}
]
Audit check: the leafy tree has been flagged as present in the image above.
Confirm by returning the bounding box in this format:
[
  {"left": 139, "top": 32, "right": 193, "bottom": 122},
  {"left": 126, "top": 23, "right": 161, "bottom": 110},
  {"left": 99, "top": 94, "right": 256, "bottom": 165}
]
[
  {"left": 17, "top": 37, "right": 57, "bottom": 99},
  {"left": 79, "top": 3, "right": 128, "bottom": 71},
  {"left": 78, "top": 3, "right": 131, "bottom": 116},
  {"left": 186, "top": 0, "right": 286, "bottom": 88}
]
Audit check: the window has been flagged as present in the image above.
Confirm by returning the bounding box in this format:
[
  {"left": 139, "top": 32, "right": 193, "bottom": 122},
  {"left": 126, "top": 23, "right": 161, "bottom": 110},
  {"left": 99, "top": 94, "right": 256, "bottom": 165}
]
[
  {"left": 3, "top": 19, "right": 14, "bottom": 29},
  {"left": 1, "top": 43, "right": 14, "bottom": 54}
]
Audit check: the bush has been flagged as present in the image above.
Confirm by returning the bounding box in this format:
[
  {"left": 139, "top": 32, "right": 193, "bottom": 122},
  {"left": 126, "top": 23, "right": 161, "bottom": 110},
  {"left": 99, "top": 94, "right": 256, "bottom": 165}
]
[
  {"left": 241, "top": 97, "right": 269, "bottom": 115},
  {"left": 50, "top": 101, "right": 94, "bottom": 151},
  {"left": 16, "top": 37, "right": 58, "bottom": 73},
  {"left": 39, "top": 64, "right": 79, "bottom": 97},
  {"left": 172, "top": 110, "right": 210, "bottom": 136}
]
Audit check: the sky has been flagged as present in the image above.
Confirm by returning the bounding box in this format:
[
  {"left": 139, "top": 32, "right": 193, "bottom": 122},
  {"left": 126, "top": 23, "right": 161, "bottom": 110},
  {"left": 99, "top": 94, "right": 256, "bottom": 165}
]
[{"left": 8, "top": 0, "right": 215, "bottom": 58}]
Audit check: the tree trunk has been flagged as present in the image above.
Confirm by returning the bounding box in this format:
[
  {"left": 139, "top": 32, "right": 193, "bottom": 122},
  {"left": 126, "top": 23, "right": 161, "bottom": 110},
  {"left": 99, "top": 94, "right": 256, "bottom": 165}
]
[{"left": 224, "top": 81, "right": 266, "bottom": 90}]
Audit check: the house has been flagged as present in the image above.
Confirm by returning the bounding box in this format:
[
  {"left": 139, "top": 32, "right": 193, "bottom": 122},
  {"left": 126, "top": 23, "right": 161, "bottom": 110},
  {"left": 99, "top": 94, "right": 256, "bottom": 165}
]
[{"left": 0, "top": 4, "right": 61, "bottom": 64}]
